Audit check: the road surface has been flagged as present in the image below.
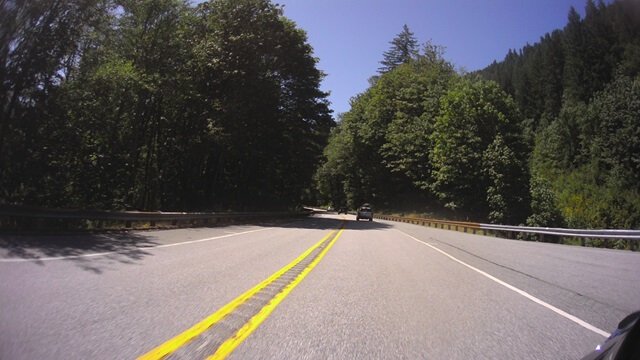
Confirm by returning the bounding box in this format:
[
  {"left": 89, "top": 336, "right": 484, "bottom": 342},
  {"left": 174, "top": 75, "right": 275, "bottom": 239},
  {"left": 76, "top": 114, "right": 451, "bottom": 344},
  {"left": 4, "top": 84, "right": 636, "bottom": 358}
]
[{"left": 1, "top": 213, "right": 639, "bottom": 359}]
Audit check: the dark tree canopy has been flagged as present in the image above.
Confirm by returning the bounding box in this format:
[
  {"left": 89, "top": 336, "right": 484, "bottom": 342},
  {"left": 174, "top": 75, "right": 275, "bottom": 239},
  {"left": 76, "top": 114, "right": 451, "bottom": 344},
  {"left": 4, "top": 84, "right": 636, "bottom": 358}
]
[{"left": 0, "top": 0, "right": 333, "bottom": 212}]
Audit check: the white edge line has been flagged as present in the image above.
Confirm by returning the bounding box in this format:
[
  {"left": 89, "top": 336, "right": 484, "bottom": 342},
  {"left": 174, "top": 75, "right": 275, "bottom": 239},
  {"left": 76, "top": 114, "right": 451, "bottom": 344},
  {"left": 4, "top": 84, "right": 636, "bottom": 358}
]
[
  {"left": 0, "top": 227, "right": 272, "bottom": 263},
  {"left": 394, "top": 229, "right": 611, "bottom": 338}
]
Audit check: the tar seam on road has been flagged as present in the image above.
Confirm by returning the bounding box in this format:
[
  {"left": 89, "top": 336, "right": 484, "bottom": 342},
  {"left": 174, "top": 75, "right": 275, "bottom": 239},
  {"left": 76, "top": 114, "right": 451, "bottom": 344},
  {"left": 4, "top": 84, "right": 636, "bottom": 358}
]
[
  {"left": 0, "top": 227, "right": 273, "bottom": 263},
  {"left": 138, "top": 223, "right": 346, "bottom": 360},
  {"left": 394, "top": 229, "right": 612, "bottom": 339}
]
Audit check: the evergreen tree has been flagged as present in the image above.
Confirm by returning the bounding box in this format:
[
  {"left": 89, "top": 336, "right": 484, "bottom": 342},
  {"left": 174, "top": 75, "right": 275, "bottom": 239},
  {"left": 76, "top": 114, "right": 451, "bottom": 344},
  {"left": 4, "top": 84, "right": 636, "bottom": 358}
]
[
  {"left": 378, "top": 24, "right": 418, "bottom": 74},
  {"left": 562, "top": 6, "right": 587, "bottom": 103}
]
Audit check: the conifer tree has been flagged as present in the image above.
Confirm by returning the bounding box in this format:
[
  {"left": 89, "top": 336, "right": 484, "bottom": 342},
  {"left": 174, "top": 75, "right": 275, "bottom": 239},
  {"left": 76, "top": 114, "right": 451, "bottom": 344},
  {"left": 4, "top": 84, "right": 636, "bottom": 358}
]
[{"left": 378, "top": 24, "right": 418, "bottom": 74}]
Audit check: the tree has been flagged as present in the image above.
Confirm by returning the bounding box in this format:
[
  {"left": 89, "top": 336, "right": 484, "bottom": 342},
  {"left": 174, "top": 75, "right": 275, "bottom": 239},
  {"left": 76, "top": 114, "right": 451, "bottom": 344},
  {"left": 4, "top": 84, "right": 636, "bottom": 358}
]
[
  {"left": 531, "top": 102, "right": 586, "bottom": 174},
  {"left": 1, "top": 0, "right": 333, "bottom": 212},
  {"left": 526, "top": 175, "right": 563, "bottom": 228},
  {"left": 0, "top": 0, "right": 110, "bottom": 205},
  {"left": 378, "top": 24, "right": 418, "bottom": 74},
  {"left": 531, "top": 74, "right": 640, "bottom": 230},
  {"left": 483, "top": 134, "right": 529, "bottom": 224},
  {"left": 586, "top": 75, "right": 640, "bottom": 190},
  {"left": 381, "top": 50, "right": 454, "bottom": 192},
  {"left": 186, "top": 0, "right": 333, "bottom": 210},
  {"left": 562, "top": 6, "right": 587, "bottom": 103},
  {"left": 430, "top": 78, "right": 528, "bottom": 222}
]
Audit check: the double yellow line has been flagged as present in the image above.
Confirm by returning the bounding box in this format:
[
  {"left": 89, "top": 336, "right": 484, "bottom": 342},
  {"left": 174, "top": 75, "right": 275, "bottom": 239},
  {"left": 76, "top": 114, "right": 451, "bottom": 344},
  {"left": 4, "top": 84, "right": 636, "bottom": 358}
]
[{"left": 139, "top": 225, "right": 345, "bottom": 360}]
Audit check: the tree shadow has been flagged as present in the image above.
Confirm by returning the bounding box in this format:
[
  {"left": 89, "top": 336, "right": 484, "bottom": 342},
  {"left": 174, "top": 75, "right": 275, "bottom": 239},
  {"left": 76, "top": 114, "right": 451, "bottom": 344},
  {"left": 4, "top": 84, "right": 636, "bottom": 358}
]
[
  {"left": 0, "top": 232, "right": 159, "bottom": 273},
  {"left": 343, "top": 218, "right": 393, "bottom": 230},
  {"left": 257, "top": 214, "right": 393, "bottom": 230},
  {"left": 0, "top": 214, "right": 391, "bottom": 273}
]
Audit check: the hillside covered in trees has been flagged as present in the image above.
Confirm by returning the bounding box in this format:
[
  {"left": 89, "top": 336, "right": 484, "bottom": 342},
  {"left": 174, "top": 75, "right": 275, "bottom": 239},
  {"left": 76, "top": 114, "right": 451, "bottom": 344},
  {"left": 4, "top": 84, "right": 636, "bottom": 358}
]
[
  {"left": 315, "top": 0, "right": 640, "bottom": 231},
  {"left": 1, "top": 0, "right": 333, "bottom": 211}
]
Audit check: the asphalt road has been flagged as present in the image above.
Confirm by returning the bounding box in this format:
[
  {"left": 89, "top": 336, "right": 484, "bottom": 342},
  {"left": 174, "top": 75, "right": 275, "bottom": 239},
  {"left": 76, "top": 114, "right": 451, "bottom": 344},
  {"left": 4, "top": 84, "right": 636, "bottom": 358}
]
[{"left": 1, "top": 213, "right": 638, "bottom": 359}]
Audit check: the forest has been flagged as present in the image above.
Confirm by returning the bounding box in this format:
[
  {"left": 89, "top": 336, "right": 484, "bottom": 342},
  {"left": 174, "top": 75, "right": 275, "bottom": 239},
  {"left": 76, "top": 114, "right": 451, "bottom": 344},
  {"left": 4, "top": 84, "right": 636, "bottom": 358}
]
[
  {"left": 1, "top": 0, "right": 333, "bottom": 211},
  {"left": 315, "top": 0, "right": 640, "bottom": 230},
  {"left": 2, "top": 0, "right": 639, "bottom": 232}
]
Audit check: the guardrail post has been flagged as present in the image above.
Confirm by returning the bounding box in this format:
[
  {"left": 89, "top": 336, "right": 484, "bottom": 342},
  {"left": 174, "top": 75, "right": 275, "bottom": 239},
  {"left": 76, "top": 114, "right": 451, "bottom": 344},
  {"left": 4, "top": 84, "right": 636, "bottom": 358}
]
[
  {"left": 455, "top": 225, "right": 459, "bottom": 232},
  {"left": 628, "top": 239, "right": 634, "bottom": 251},
  {"left": 580, "top": 238, "right": 585, "bottom": 247},
  {"left": 472, "top": 228, "right": 476, "bottom": 234},
  {"left": 150, "top": 221, "right": 156, "bottom": 227},
  {"left": 447, "top": 224, "right": 451, "bottom": 230},
  {"left": 125, "top": 220, "right": 132, "bottom": 228}
]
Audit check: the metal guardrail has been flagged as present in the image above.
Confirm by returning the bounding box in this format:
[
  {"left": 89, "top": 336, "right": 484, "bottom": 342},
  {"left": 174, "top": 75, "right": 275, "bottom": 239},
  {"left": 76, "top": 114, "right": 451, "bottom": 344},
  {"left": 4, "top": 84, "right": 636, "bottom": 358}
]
[
  {"left": 0, "top": 205, "right": 311, "bottom": 230},
  {"left": 479, "top": 224, "right": 640, "bottom": 239},
  {"left": 375, "top": 214, "right": 480, "bottom": 230},
  {"left": 375, "top": 214, "right": 639, "bottom": 251}
]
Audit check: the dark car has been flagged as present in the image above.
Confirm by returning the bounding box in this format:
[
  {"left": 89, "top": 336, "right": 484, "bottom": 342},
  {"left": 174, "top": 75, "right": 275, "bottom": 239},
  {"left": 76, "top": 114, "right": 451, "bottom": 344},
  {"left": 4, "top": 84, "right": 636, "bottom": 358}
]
[{"left": 356, "top": 203, "right": 373, "bottom": 221}]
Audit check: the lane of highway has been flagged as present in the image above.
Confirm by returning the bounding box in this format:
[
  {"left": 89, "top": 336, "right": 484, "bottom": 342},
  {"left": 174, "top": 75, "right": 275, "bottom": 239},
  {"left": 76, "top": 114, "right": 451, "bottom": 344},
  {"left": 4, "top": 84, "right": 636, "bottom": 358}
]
[
  {"left": 230, "top": 216, "right": 612, "bottom": 359},
  {"left": 1, "top": 214, "right": 638, "bottom": 359},
  {"left": 390, "top": 219, "right": 640, "bottom": 331},
  {"left": 0, "top": 218, "right": 343, "bottom": 359}
]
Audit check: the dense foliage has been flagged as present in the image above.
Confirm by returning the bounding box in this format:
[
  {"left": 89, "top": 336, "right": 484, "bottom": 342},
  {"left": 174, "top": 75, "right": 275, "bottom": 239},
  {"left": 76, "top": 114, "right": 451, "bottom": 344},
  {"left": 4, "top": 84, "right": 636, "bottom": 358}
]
[
  {"left": 479, "top": 0, "right": 640, "bottom": 230},
  {"left": 0, "top": 0, "right": 333, "bottom": 211},
  {"left": 316, "top": 0, "right": 640, "bottom": 230}
]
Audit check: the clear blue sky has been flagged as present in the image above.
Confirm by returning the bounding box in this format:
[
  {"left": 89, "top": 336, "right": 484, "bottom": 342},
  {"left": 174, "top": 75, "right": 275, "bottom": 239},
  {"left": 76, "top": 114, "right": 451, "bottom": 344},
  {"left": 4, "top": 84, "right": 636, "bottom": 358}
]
[{"left": 277, "top": 0, "right": 592, "bottom": 117}]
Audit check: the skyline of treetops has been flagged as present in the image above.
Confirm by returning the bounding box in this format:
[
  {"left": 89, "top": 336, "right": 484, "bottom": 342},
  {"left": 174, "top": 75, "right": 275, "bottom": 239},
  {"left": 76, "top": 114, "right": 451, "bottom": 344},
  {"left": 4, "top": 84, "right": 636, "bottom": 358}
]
[
  {"left": 1, "top": 0, "right": 638, "bottom": 236},
  {"left": 315, "top": 0, "right": 639, "bottom": 237}
]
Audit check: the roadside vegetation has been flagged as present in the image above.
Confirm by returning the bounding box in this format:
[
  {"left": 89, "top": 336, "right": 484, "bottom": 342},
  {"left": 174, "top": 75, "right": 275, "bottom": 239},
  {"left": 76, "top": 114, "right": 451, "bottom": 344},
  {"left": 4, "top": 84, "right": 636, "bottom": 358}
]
[
  {"left": 2, "top": 0, "right": 639, "bottom": 232},
  {"left": 315, "top": 0, "right": 640, "bottom": 229},
  {"left": 1, "top": 0, "right": 333, "bottom": 212}
]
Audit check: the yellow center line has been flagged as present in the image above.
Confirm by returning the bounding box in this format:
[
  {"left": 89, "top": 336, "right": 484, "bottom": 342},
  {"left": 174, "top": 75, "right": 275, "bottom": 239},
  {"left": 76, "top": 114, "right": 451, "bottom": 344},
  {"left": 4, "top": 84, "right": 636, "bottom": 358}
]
[
  {"left": 137, "top": 227, "right": 342, "bottom": 360},
  {"left": 208, "top": 228, "right": 345, "bottom": 360}
]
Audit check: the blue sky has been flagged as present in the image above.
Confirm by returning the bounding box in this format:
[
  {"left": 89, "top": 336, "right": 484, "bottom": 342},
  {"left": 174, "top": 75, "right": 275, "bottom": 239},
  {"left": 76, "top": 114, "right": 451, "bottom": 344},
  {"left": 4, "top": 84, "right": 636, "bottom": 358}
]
[{"left": 276, "top": 0, "right": 592, "bottom": 117}]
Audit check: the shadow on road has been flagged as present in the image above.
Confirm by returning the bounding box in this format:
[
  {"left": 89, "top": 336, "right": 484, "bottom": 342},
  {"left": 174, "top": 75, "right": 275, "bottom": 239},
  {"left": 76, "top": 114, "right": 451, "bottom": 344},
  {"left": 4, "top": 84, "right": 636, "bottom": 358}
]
[
  {"left": 0, "top": 214, "right": 390, "bottom": 273},
  {"left": 344, "top": 218, "right": 393, "bottom": 230},
  {"left": 258, "top": 214, "right": 392, "bottom": 231},
  {"left": 0, "top": 232, "right": 159, "bottom": 273}
]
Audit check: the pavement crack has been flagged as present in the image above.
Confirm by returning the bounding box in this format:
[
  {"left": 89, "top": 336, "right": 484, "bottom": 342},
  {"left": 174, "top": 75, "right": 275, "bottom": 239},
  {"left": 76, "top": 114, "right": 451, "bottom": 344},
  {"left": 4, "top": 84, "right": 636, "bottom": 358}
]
[{"left": 428, "top": 236, "right": 629, "bottom": 314}]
